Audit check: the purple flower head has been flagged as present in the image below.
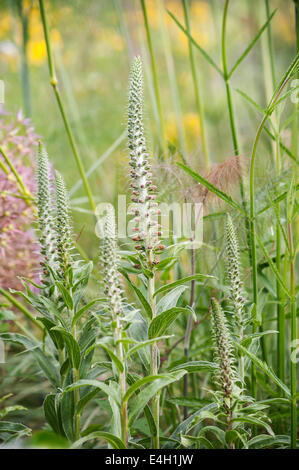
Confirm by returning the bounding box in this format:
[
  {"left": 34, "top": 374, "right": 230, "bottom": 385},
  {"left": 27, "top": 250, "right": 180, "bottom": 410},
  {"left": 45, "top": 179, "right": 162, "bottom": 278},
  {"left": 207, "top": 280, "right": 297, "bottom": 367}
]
[{"left": 0, "top": 108, "right": 40, "bottom": 290}]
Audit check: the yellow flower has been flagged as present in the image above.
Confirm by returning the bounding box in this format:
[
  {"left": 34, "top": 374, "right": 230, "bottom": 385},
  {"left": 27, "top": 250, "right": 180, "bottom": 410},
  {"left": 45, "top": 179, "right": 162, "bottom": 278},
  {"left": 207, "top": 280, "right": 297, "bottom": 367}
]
[{"left": 166, "top": 112, "right": 201, "bottom": 150}]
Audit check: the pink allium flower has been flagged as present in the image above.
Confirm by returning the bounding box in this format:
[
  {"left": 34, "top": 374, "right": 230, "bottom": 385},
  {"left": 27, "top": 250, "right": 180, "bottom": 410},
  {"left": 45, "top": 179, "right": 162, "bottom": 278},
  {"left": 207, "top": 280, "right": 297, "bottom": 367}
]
[{"left": 0, "top": 106, "right": 40, "bottom": 290}]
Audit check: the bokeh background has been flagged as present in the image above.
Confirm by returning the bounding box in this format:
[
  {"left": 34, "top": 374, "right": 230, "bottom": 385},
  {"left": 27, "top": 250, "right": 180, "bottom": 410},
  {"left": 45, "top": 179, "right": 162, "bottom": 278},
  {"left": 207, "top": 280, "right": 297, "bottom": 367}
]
[{"left": 0, "top": 0, "right": 297, "bottom": 252}]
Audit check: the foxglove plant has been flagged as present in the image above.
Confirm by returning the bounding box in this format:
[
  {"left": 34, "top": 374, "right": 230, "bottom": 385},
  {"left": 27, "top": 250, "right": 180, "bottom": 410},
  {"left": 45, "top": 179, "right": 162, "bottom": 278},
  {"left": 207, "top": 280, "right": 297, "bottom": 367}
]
[
  {"left": 55, "top": 171, "right": 74, "bottom": 282},
  {"left": 98, "top": 205, "right": 128, "bottom": 446},
  {"left": 128, "top": 56, "right": 164, "bottom": 263},
  {"left": 225, "top": 214, "right": 246, "bottom": 380},
  {"left": 127, "top": 56, "right": 164, "bottom": 448},
  {"left": 36, "top": 143, "right": 58, "bottom": 285},
  {"left": 210, "top": 298, "right": 237, "bottom": 425}
]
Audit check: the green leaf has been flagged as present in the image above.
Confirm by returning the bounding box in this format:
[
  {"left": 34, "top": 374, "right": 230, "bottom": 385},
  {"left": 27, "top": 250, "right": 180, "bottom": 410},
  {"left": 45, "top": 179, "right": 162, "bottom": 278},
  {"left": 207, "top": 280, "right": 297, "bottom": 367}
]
[
  {"left": 0, "top": 421, "right": 31, "bottom": 435},
  {"left": 156, "top": 285, "right": 188, "bottom": 314},
  {"left": 43, "top": 394, "right": 65, "bottom": 437},
  {"left": 123, "top": 374, "right": 166, "bottom": 403},
  {"left": 120, "top": 269, "right": 152, "bottom": 320},
  {"left": 85, "top": 342, "right": 123, "bottom": 373},
  {"left": 148, "top": 307, "right": 191, "bottom": 339},
  {"left": 167, "top": 10, "right": 223, "bottom": 77},
  {"left": 232, "top": 416, "right": 274, "bottom": 436},
  {"left": 63, "top": 379, "right": 119, "bottom": 405},
  {"left": 176, "top": 162, "right": 244, "bottom": 213},
  {"left": 181, "top": 434, "right": 214, "bottom": 449},
  {"left": 0, "top": 405, "right": 27, "bottom": 420},
  {"left": 163, "top": 403, "right": 218, "bottom": 448},
  {"left": 228, "top": 9, "right": 276, "bottom": 78},
  {"left": 169, "top": 361, "right": 218, "bottom": 373},
  {"left": 127, "top": 336, "right": 172, "bottom": 358},
  {"left": 51, "top": 327, "right": 81, "bottom": 370},
  {"left": 72, "top": 298, "right": 105, "bottom": 326},
  {"left": 233, "top": 341, "right": 291, "bottom": 397},
  {"left": 234, "top": 88, "right": 265, "bottom": 114},
  {"left": 55, "top": 282, "right": 73, "bottom": 310},
  {"left": 255, "top": 232, "right": 291, "bottom": 299},
  {"left": 154, "top": 274, "right": 215, "bottom": 297},
  {"left": 30, "top": 430, "right": 69, "bottom": 449},
  {"left": 247, "top": 434, "right": 290, "bottom": 449},
  {"left": 154, "top": 257, "right": 178, "bottom": 271},
  {"left": 0, "top": 333, "right": 60, "bottom": 386},
  {"left": 128, "top": 370, "right": 187, "bottom": 425},
  {"left": 71, "top": 431, "right": 126, "bottom": 449}
]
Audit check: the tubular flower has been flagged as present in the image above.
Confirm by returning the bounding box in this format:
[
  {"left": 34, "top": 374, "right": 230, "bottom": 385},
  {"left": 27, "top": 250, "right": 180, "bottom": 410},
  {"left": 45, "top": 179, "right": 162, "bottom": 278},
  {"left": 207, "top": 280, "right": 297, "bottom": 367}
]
[
  {"left": 98, "top": 205, "right": 123, "bottom": 316},
  {"left": 210, "top": 298, "right": 236, "bottom": 411},
  {"left": 127, "top": 57, "right": 164, "bottom": 265},
  {"left": 225, "top": 214, "right": 246, "bottom": 331},
  {"left": 54, "top": 171, "right": 74, "bottom": 279},
  {"left": 36, "top": 142, "right": 58, "bottom": 282}
]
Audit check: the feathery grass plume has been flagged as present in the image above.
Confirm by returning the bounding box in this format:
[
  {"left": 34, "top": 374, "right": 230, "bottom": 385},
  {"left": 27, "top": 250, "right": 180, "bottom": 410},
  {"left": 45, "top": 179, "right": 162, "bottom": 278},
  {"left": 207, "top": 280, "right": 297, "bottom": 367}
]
[
  {"left": 210, "top": 298, "right": 237, "bottom": 414},
  {"left": 128, "top": 56, "right": 164, "bottom": 266},
  {"left": 36, "top": 142, "right": 57, "bottom": 282},
  {"left": 98, "top": 204, "right": 128, "bottom": 445},
  {"left": 54, "top": 171, "right": 74, "bottom": 280}
]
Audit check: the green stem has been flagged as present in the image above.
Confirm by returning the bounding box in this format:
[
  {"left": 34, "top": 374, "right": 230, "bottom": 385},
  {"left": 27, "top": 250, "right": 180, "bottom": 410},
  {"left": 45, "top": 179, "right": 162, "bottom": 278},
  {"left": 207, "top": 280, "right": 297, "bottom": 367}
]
[
  {"left": 182, "top": 0, "right": 209, "bottom": 171},
  {"left": 115, "top": 316, "right": 128, "bottom": 447},
  {"left": 275, "top": 136, "right": 285, "bottom": 383},
  {"left": 265, "top": 0, "right": 276, "bottom": 89},
  {"left": 222, "top": 0, "right": 252, "bottom": 275},
  {"left": 16, "top": 0, "right": 31, "bottom": 117},
  {"left": 0, "top": 286, "right": 44, "bottom": 332},
  {"left": 148, "top": 272, "right": 159, "bottom": 449},
  {"left": 0, "top": 145, "right": 30, "bottom": 197},
  {"left": 158, "top": 0, "right": 186, "bottom": 156},
  {"left": 221, "top": 1, "right": 244, "bottom": 196},
  {"left": 288, "top": 222, "right": 297, "bottom": 449},
  {"left": 249, "top": 61, "right": 297, "bottom": 398},
  {"left": 140, "top": 0, "right": 167, "bottom": 159},
  {"left": 38, "top": 0, "right": 96, "bottom": 213},
  {"left": 74, "top": 367, "right": 80, "bottom": 441}
]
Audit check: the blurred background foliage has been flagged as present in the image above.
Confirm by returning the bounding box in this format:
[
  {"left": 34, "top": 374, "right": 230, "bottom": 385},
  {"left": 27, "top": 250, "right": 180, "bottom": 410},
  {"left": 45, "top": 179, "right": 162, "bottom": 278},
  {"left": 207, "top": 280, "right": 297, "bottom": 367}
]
[{"left": 0, "top": 0, "right": 296, "bottom": 257}]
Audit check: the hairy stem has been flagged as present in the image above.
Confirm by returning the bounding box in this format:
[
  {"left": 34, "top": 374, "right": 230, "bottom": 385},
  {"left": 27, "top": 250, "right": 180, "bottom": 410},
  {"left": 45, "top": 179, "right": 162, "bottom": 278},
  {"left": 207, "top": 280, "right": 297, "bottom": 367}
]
[{"left": 149, "top": 271, "right": 159, "bottom": 449}]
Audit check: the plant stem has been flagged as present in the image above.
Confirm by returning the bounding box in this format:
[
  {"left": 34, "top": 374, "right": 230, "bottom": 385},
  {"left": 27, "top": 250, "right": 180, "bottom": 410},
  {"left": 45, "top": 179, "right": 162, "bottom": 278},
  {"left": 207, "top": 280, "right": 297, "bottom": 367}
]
[
  {"left": 275, "top": 135, "right": 285, "bottom": 383},
  {"left": 288, "top": 222, "right": 297, "bottom": 449},
  {"left": 182, "top": 0, "right": 209, "bottom": 172},
  {"left": 148, "top": 271, "right": 159, "bottom": 449},
  {"left": 115, "top": 316, "right": 128, "bottom": 446},
  {"left": 16, "top": 0, "right": 31, "bottom": 117},
  {"left": 249, "top": 58, "right": 298, "bottom": 398},
  {"left": 221, "top": 0, "right": 252, "bottom": 273},
  {"left": 140, "top": 0, "right": 167, "bottom": 159},
  {"left": 221, "top": 0, "right": 244, "bottom": 198},
  {"left": 158, "top": 0, "right": 186, "bottom": 156},
  {"left": 0, "top": 145, "right": 30, "bottom": 198},
  {"left": 183, "top": 240, "right": 195, "bottom": 420},
  {"left": 265, "top": 0, "right": 275, "bottom": 89},
  {"left": 38, "top": 0, "right": 96, "bottom": 213},
  {"left": 0, "top": 286, "right": 44, "bottom": 332}
]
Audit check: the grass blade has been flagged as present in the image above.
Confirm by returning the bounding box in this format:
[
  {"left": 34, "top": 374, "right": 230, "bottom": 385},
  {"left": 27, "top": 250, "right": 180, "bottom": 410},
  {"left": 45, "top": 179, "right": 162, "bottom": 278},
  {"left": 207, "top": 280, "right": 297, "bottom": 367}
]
[
  {"left": 228, "top": 9, "right": 277, "bottom": 78},
  {"left": 177, "top": 162, "right": 245, "bottom": 213}
]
